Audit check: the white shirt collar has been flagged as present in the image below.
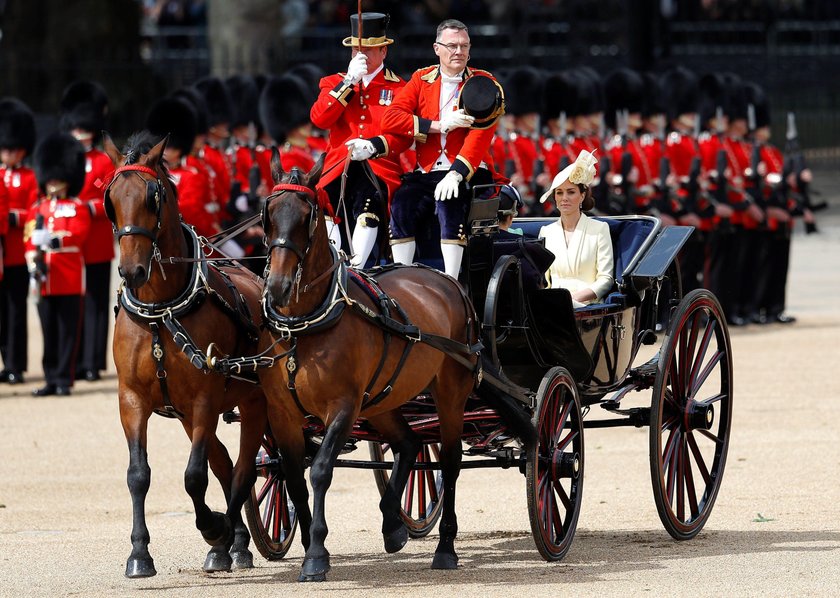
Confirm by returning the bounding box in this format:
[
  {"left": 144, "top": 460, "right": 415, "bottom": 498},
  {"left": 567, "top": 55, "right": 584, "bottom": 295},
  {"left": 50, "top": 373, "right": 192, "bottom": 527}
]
[
  {"left": 362, "top": 63, "right": 384, "bottom": 88},
  {"left": 440, "top": 69, "right": 464, "bottom": 84}
]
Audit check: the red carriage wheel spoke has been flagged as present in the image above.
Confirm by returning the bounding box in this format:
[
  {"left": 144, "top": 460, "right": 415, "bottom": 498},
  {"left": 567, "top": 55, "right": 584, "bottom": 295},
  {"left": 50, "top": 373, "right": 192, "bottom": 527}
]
[
  {"left": 403, "top": 470, "right": 416, "bottom": 515},
  {"left": 665, "top": 429, "right": 681, "bottom": 504},
  {"left": 695, "top": 392, "right": 726, "bottom": 407},
  {"left": 694, "top": 427, "right": 723, "bottom": 445},
  {"left": 255, "top": 473, "right": 274, "bottom": 506},
  {"left": 279, "top": 481, "right": 291, "bottom": 532},
  {"left": 687, "top": 432, "right": 713, "bottom": 484},
  {"left": 550, "top": 490, "right": 564, "bottom": 541},
  {"left": 557, "top": 429, "right": 579, "bottom": 453},
  {"left": 417, "top": 454, "right": 427, "bottom": 520},
  {"left": 688, "top": 321, "right": 717, "bottom": 393},
  {"left": 262, "top": 481, "right": 276, "bottom": 533},
  {"left": 676, "top": 439, "right": 687, "bottom": 521},
  {"left": 680, "top": 311, "right": 703, "bottom": 397},
  {"left": 682, "top": 444, "right": 700, "bottom": 519},
  {"left": 554, "top": 479, "right": 572, "bottom": 511},
  {"left": 690, "top": 350, "right": 724, "bottom": 398}
]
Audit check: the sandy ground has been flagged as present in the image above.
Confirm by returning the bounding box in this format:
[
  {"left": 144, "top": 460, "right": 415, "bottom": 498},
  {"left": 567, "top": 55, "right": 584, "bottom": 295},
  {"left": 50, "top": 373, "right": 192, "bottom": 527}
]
[{"left": 1, "top": 175, "right": 839, "bottom": 597}]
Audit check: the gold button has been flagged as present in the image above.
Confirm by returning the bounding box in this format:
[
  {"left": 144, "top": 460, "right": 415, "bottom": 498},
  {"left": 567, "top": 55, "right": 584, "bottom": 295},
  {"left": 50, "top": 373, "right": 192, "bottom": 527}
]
[
  {"left": 361, "top": 115, "right": 366, "bottom": 120},
  {"left": 365, "top": 94, "right": 370, "bottom": 99},
  {"left": 359, "top": 125, "right": 365, "bottom": 129}
]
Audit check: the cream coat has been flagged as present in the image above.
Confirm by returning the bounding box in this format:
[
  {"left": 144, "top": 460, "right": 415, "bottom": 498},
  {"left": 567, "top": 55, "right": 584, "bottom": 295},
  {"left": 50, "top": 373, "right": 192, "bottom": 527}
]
[{"left": 539, "top": 213, "right": 614, "bottom": 303}]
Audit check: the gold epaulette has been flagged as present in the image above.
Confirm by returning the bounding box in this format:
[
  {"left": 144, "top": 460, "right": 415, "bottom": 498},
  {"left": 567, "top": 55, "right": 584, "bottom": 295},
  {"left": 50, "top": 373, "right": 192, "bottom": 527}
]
[
  {"left": 384, "top": 68, "right": 401, "bottom": 82},
  {"left": 467, "top": 67, "right": 493, "bottom": 78},
  {"left": 418, "top": 65, "right": 439, "bottom": 82}
]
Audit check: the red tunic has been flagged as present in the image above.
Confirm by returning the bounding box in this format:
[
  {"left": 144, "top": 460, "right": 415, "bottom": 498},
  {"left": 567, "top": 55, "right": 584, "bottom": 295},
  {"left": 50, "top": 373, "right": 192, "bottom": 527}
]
[
  {"left": 310, "top": 67, "right": 407, "bottom": 206},
  {"left": 185, "top": 155, "right": 223, "bottom": 231},
  {"left": 381, "top": 65, "right": 500, "bottom": 182},
  {"left": 169, "top": 161, "right": 218, "bottom": 238},
  {"left": 2, "top": 166, "right": 39, "bottom": 267},
  {"left": 607, "top": 135, "right": 659, "bottom": 211},
  {"left": 201, "top": 143, "right": 232, "bottom": 212},
  {"left": 24, "top": 196, "right": 91, "bottom": 296},
  {"left": 698, "top": 132, "right": 749, "bottom": 226},
  {"left": 78, "top": 148, "right": 115, "bottom": 265}
]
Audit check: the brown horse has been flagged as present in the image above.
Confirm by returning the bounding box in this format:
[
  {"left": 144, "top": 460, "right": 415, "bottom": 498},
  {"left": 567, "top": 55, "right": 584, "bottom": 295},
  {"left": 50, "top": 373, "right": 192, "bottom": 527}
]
[
  {"left": 258, "top": 152, "right": 483, "bottom": 581},
  {"left": 103, "top": 132, "right": 267, "bottom": 577}
]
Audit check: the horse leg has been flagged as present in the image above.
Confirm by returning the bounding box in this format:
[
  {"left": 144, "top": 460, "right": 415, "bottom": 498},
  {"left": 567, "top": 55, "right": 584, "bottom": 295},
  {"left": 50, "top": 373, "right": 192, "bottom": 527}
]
[
  {"left": 430, "top": 389, "right": 467, "bottom": 570},
  {"left": 224, "top": 395, "right": 268, "bottom": 570},
  {"left": 201, "top": 434, "right": 237, "bottom": 572},
  {"left": 120, "top": 399, "right": 156, "bottom": 578},
  {"left": 368, "top": 411, "right": 421, "bottom": 554},
  {"left": 299, "top": 409, "right": 356, "bottom": 582}
]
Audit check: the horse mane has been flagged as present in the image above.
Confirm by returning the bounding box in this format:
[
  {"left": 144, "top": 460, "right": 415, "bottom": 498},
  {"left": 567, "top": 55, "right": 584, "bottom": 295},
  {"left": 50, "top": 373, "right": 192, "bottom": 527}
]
[{"left": 122, "top": 131, "right": 171, "bottom": 179}]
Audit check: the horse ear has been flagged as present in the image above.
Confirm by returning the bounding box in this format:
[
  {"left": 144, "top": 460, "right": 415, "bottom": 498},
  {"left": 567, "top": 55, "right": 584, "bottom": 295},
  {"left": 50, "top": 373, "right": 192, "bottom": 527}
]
[
  {"left": 270, "top": 146, "right": 285, "bottom": 184},
  {"left": 102, "top": 132, "right": 124, "bottom": 167},
  {"left": 144, "top": 135, "right": 169, "bottom": 169},
  {"left": 307, "top": 153, "right": 325, "bottom": 188}
]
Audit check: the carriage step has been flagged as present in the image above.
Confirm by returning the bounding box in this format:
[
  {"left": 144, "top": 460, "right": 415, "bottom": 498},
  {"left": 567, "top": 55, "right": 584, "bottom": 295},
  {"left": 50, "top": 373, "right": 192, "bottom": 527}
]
[{"left": 590, "top": 406, "right": 651, "bottom": 428}]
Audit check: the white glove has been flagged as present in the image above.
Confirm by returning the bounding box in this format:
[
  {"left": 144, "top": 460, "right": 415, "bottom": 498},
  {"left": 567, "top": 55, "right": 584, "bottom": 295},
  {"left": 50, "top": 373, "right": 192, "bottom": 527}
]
[
  {"left": 344, "top": 53, "right": 368, "bottom": 86},
  {"left": 219, "top": 239, "right": 245, "bottom": 259},
  {"left": 234, "top": 194, "right": 250, "bottom": 213},
  {"left": 345, "top": 138, "right": 376, "bottom": 161},
  {"left": 439, "top": 109, "right": 474, "bottom": 134},
  {"left": 434, "top": 171, "right": 463, "bottom": 201},
  {"left": 30, "top": 229, "right": 50, "bottom": 247}
]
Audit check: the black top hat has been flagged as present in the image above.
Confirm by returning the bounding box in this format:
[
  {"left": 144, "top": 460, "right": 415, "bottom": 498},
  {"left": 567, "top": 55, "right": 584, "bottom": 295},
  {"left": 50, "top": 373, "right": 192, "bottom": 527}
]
[
  {"left": 458, "top": 74, "right": 505, "bottom": 130},
  {"left": 343, "top": 12, "right": 394, "bottom": 47},
  {"left": 146, "top": 96, "right": 198, "bottom": 156},
  {"left": 661, "top": 66, "right": 699, "bottom": 122},
  {"left": 0, "top": 97, "right": 36, "bottom": 155},
  {"left": 260, "top": 74, "right": 312, "bottom": 144},
  {"left": 34, "top": 132, "right": 86, "bottom": 196},
  {"left": 194, "top": 76, "right": 234, "bottom": 128},
  {"left": 503, "top": 67, "right": 545, "bottom": 117}
]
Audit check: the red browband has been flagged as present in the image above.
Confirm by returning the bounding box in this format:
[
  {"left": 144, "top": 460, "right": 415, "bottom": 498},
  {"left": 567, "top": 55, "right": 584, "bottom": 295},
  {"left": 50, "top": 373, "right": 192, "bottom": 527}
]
[
  {"left": 98, "top": 164, "right": 159, "bottom": 189},
  {"left": 272, "top": 183, "right": 315, "bottom": 198}
]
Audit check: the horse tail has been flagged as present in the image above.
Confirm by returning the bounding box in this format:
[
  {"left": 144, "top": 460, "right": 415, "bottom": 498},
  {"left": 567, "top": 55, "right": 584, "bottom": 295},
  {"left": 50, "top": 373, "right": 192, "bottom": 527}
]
[{"left": 474, "top": 352, "right": 537, "bottom": 449}]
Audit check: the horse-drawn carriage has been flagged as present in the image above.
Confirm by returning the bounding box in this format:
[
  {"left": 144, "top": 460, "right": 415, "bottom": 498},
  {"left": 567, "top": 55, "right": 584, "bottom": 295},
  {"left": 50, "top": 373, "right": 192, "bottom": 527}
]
[
  {"left": 105, "top": 137, "right": 731, "bottom": 580},
  {"left": 234, "top": 181, "right": 733, "bottom": 565}
]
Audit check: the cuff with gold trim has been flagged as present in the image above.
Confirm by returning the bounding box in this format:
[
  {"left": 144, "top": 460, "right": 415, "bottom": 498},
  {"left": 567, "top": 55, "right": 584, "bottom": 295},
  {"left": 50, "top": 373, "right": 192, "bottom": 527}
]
[
  {"left": 370, "top": 136, "right": 389, "bottom": 158},
  {"left": 450, "top": 155, "right": 475, "bottom": 181},
  {"left": 413, "top": 116, "right": 431, "bottom": 143},
  {"left": 329, "top": 80, "right": 356, "bottom": 107}
]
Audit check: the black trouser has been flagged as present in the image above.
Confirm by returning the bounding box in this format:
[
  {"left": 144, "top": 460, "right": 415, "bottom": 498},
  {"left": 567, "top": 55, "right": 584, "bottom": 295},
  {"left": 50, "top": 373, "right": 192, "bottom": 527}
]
[
  {"left": 78, "top": 261, "right": 112, "bottom": 373},
  {"left": 763, "top": 227, "right": 792, "bottom": 316},
  {"left": 678, "top": 229, "right": 707, "bottom": 294},
  {"left": 0, "top": 265, "right": 30, "bottom": 375},
  {"left": 736, "top": 227, "right": 770, "bottom": 319},
  {"left": 37, "top": 294, "right": 83, "bottom": 387},
  {"left": 707, "top": 221, "right": 741, "bottom": 321},
  {"left": 322, "top": 162, "right": 386, "bottom": 262}
]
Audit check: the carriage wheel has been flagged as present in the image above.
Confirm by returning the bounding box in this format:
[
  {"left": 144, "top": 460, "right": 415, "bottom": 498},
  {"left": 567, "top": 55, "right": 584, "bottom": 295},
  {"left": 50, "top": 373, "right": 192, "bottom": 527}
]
[
  {"left": 244, "top": 431, "right": 298, "bottom": 560},
  {"left": 526, "top": 366, "right": 584, "bottom": 562},
  {"left": 650, "top": 288, "right": 733, "bottom": 540},
  {"left": 369, "top": 442, "right": 444, "bottom": 538}
]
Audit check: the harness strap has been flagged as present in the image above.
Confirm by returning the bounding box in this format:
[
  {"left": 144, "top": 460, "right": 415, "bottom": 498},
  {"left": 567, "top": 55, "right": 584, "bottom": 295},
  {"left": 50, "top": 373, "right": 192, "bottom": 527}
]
[
  {"left": 283, "top": 338, "right": 309, "bottom": 416},
  {"left": 149, "top": 321, "right": 185, "bottom": 419},
  {"left": 208, "top": 265, "right": 259, "bottom": 343},
  {"left": 161, "top": 313, "right": 212, "bottom": 372}
]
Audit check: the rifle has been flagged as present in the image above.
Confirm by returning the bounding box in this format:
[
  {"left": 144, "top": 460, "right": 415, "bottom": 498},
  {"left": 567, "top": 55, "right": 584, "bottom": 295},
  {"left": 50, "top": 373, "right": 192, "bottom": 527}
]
[
  {"left": 28, "top": 214, "right": 48, "bottom": 301},
  {"left": 656, "top": 118, "right": 673, "bottom": 216},
  {"left": 785, "top": 112, "right": 826, "bottom": 233},
  {"left": 617, "top": 109, "right": 635, "bottom": 214},
  {"left": 531, "top": 114, "right": 545, "bottom": 200},
  {"left": 746, "top": 103, "right": 767, "bottom": 214},
  {"left": 247, "top": 122, "right": 262, "bottom": 212}
]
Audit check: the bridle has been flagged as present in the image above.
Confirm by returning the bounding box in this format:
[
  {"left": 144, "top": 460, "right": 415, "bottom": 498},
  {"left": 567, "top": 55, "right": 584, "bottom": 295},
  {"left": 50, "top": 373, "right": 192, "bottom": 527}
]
[{"left": 261, "top": 172, "right": 320, "bottom": 265}]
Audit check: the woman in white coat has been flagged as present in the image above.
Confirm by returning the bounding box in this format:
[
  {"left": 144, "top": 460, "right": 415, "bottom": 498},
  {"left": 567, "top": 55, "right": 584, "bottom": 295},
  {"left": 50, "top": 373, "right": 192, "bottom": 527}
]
[{"left": 539, "top": 150, "right": 614, "bottom": 307}]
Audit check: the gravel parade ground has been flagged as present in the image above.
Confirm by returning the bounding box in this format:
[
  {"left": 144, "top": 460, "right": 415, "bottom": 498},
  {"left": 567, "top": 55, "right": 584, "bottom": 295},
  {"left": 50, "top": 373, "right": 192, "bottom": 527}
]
[{"left": 1, "top": 173, "right": 838, "bottom": 597}]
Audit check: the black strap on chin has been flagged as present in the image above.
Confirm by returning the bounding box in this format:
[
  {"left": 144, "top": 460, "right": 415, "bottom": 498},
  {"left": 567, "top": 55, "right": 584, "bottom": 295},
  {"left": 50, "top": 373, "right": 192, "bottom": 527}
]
[
  {"left": 114, "top": 224, "right": 158, "bottom": 242},
  {"left": 149, "top": 321, "right": 185, "bottom": 420}
]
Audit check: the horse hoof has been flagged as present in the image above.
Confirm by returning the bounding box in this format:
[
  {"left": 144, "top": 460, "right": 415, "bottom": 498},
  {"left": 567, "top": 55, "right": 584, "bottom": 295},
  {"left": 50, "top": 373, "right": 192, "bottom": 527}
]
[
  {"left": 203, "top": 548, "right": 233, "bottom": 573},
  {"left": 125, "top": 556, "right": 157, "bottom": 578},
  {"left": 431, "top": 552, "right": 458, "bottom": 570},
  {"left": 201, "top": 512, "right": 233, "bottom": 547},
  {"left": 299, "top": 556, "right": 330, "bottom": 582},
  {"left": 383, "top": 525, "right": 409, "bottom": 554},
  {"left": 230, "top": 549, "right": 254, "bottom": 570}
]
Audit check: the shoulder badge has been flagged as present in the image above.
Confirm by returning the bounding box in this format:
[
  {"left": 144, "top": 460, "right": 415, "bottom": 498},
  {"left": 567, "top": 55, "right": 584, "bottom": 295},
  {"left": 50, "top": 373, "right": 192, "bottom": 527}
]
[
  {"left": 419, "top": 65, "right": 439, "bottom": 83},
  {"left": 384, "top": 68, "right": 401, "bottom": 83}
]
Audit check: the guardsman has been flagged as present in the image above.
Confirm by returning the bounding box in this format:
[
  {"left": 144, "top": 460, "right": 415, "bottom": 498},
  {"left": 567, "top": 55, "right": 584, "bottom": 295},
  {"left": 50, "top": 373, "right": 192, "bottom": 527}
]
[
  {"left": 310, "top": 12, "right": 407, "bottom": 268},
  {"left": 59, "top": 80, "right": 116, "bottom": 382},
  {"left": 538, "top": 71, "right": 577, "bottom": 214},
  {"left": 146, "top": 97, "right": 218, "bottom": 238},
  {"left": 225, "top": 75, "right": 269, "bottom": 216},
  {"left": 603, "top": 68, "right": 657, "bottom": 215},
  {"left": 661, "top": 66, "right": 709, "bottom": 293},
  {"left": 260, "top": 73, "right": 317, "bottom": 173},
  {"left": 194, "top": 76, "right": 235, "bottom": 222},
  {"left": 286, "top": 63, "right": 330, "bottom": 159},
  {"left": 25, "top": 133, "right": 92, "bottom": 396},
  {"left": 382, "top": 18, "right": 505, "bottom": 278},
  {"left": 0, "top": 98, "right": 38, "bottom": 385},
  {"left": 501, "top": 67, "right": 545, "bottom": 209}
]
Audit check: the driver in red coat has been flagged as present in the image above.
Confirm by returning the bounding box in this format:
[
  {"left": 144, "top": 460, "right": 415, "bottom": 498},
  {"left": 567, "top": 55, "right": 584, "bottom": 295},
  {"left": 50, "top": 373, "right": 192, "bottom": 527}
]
[{"left": 310, "top": 12, "right": 407, "bottom": 268}]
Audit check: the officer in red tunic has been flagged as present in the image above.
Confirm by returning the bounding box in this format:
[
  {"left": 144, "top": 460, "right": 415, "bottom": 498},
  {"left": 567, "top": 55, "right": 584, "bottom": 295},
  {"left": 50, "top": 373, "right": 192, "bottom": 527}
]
[
  {"left": 0, "top": 98, "right": 38, "bottom": 384},
  {"left": 25, "top": 133, "right": 91, "bottom": 396},
  {"left": 146, "top": 97, "right": 218, "bottom": 238},
  {"left": 382, "top": 19, "right": 504, "bottom": 278},
  {"left": 309, "top": 12, "right": 407, "bottom": 268},
  {"left": 59, "top": 80, "right": 115, "bottom": 381}
]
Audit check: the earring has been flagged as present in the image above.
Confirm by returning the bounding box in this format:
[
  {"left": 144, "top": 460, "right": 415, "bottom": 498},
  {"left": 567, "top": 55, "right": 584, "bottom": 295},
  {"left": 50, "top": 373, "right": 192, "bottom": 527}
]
[{"left": 579, "top": 203, "right": 583, "bottom": 210}]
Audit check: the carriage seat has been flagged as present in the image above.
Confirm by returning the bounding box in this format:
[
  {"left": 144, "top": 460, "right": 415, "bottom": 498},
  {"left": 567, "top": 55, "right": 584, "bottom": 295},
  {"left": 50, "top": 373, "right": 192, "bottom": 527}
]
[{"left": 515, "top": 216, "right": 657, "bottom": 309}]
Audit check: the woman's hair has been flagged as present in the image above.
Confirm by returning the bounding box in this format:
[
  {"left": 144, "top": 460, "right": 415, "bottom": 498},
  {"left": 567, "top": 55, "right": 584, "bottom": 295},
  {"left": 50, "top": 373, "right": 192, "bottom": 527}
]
[{"left": 579, "top": 184, "right": 595, "bottom": 211}]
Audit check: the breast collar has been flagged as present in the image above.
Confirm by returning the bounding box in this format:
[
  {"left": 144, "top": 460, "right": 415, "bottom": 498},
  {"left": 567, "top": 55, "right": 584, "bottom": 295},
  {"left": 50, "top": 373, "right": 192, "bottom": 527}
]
[
  {"left": 118, "top": 223, "right": 209, "bottom": 321},
  {"left": 261, "top": 244, "right": 350, "bottom": 338}
]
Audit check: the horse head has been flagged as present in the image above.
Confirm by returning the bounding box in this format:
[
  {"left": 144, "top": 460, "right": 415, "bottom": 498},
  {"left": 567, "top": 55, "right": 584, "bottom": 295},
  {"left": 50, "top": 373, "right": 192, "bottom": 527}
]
[
  {"left": 103, "top": 133, "right": 174, "bottom": 289},
  {"left": 262, "top": 148, "right": 324, "bottom": 308}
]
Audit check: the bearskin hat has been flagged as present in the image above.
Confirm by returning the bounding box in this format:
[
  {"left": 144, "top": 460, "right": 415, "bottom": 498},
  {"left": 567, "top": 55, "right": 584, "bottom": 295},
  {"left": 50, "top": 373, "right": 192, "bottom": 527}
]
[
  {"left": 697, "top": 72, "right": 726, "bottom": 128},
  {"left": 171, "top": 86, "right": 209, "bottom": 135},
  {"left": 641, "top": 72, "right": 666, "bottom": 119},
  {"left": 194, "top": 76, "right": 234, "bottom": 128},
  {"left": 0, "top": 97, "right": 37, "bottom": 155},
  {"left": 604, "top": 68, "right": 645, "bottom": 129},
  {"left": 146, "top": 96, "right": 198, "bottom": 156},
  {"left": 225, "top": 74, "right": 260, "bottom": 130},
  {"left": 542, "top": 71, "right": 579, "bottom": 121},
  {"left": 33, "top": 132, "right": 87, "bottom": 196},
  {"left": 576, "top": 67, "right": 605, "bottom": 116},
  {"left": 503, "top": 67, "right": 544, "bottom": 117},
  {"left": 721, "top": 72, "right": 748, "bottom": 122},
  {"left": 743, "top": 81, "right": 770, "bottom": 129},
  {"left": 286, "top": 62, "right": 327, "bottom": 101},
  {"left": 59, "top": 80, "right": 109, "bottom": 137},
  {"left": 661, "top": 66, "right": 699, "bottom": 122},
  {"left": 259, "top": 74, "right": 312, "bottom": 144}
]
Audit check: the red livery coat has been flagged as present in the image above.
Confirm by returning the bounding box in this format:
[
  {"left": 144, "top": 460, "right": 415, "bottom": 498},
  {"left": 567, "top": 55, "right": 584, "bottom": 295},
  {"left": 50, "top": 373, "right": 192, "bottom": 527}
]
[
  {"left": 2, "top": 166, "right": 39, "bottom": 268},
  {"left": 78, "top": 148, "right": 115, "bottom": 265},
  {"left": 310, "top": 67, "right": 407, "bottom": 205},
  {"left": 381, "top": 65, "right": 499, "bottom": 182},
  {"left": 169, "top": 161, "right": 218, "bottom": 237},
  {"left": 24, "top": 196, "right": 91, "bottom": 296}
]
